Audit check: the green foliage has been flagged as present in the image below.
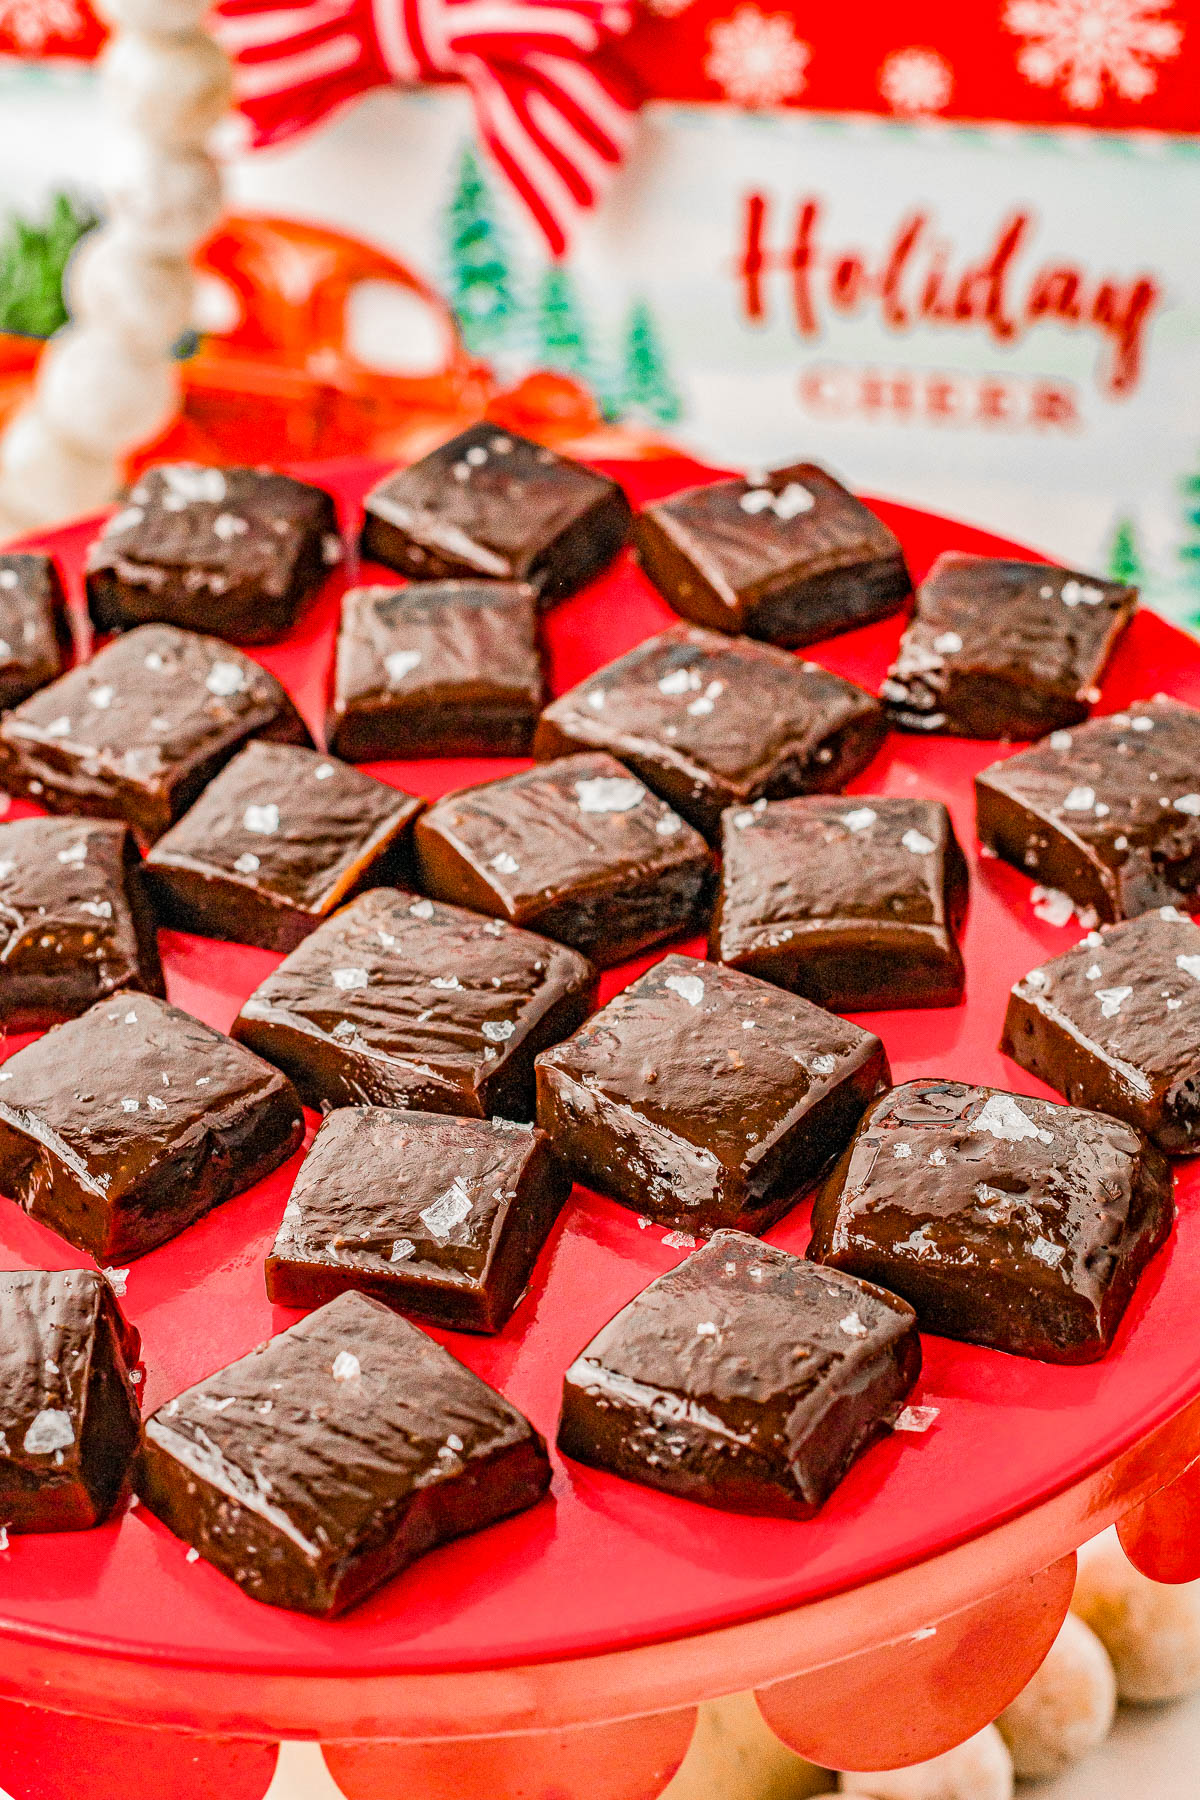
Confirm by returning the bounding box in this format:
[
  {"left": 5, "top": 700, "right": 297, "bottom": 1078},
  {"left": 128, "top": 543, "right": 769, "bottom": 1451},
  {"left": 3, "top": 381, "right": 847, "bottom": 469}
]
[
  {"left": 0, "top": 191, "right": 98, "bottom": 339},
  {"left": 618, "top": 299, "right": 681, "bottom": 423},
  {"left": 1183, "top": 458, "right": 1200, "bottom": 599},
  {"left": 534, "top": 264, "right": 591, "bottom": 378},
  {"left": 443, "top": 147, "right": 517, "bottom": 355},
  {"left": 1106, "top": 515, "right": 1144, "bottom": 587}
]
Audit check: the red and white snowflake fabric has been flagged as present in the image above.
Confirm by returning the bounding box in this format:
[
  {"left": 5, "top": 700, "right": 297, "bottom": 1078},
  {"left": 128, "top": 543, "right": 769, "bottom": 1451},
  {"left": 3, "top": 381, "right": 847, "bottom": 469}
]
[
  {"left": 705, "top": 5, "right": 810, "bottom": 105},
  {"left": 878, "top": 45, "right": 954, "bottom": 115},
  {"left": 1003, "top": 0, "right": 1183, "bottom": 107},
  {"left": 0, "top": 0, "right": 100, "bottom": 55}
]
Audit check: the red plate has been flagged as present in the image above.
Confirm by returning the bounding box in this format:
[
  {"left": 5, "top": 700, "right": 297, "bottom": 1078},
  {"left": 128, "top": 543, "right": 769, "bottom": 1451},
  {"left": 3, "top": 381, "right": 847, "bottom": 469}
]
[{"left": 1, "top": 456, "right": 1198, "bottom": 1700}]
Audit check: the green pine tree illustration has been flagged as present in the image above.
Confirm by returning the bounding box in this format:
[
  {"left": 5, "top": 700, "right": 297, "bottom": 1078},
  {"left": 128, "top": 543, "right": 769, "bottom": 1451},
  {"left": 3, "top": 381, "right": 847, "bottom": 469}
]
[
  {"left": 534, "top": 264, "right": 591, "bottom": 379},
  {"left": 618, "top": 298, "right": 682, "bottom": 423},
  {"left": 0, "top": 191, "right": 98, "bottom": 339},
  {"left": 1183, "top": 457, "right": 1200, "bottom": 610},
  {"left": 1107, "top": 515, "right": 1145, "bottom": 587},
  {"left": 443, "top": 147, "right": 517, "bottom": 356}
]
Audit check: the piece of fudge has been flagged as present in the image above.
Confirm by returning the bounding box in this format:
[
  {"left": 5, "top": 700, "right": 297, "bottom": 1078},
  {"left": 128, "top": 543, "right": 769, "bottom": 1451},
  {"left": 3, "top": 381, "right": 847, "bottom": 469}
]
[
  {"left": 710, "top": 795, "right": 969, "bottom": 1011},
  {"left": 536, "top": 953, "right": 889, "bottom": 1235},
  {"left": 882, "top": 553, "right": 1137, "bottom": 739},
  {"left": 85, "top": 463, "right": 341, "bottom": 643},
  {"left": 326, "top": 580, "right": 545, "bottom": 761},
  {"left": 534, "top": 624, "right": 887, "bottom": 841},
  {"left": 360, "top": 424, "right": 632, "bottom": 608},
  {"left": 0, "top": 624, "right": 311, "bottom": 848},
  {"left": 0, "top": 1269, "right": 142, "bottom": 1533},
  {"left": 233, "top": 888, "right": 597, "bottom": 1121},
  {"left": 0, "top": 992, "right": 304, "bottom": 1263},
  {"left": 144, "top": 742, "right": 422, "bottom": 952},
  {"left": 267, "top": 1107, "right": 569, "bottom": 1333},
  {"left": 136, "top": 1290, "right": 551, "bottom": 1616},
  {"left": 808, "top": 1078, "right": 1174, "bottom": 1363},
  {"left": 634, "top": 462, "right": 910, "bottom": 647},
  {"left": 414, "top": 753, "right": 714, "bottom": 970},
  {"left": 0, "top": 552, "right": 72, "bottom": 708},
  {"left": 0, "top": 816, "right": 163, "bottom": 1030},
  {"left": 975, "top": 700, "right": 1200, "bottom": 924},
  {"left": 1003, "top": 908, "right": 1200, "bottom": 1153},
  {"left": 559, "top": 1230, "right": 920, "bottom": 1517}
]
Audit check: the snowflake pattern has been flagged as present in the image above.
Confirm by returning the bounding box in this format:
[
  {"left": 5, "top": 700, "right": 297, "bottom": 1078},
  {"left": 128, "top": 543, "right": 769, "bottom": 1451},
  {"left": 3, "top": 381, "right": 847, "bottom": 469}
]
[
  {"left": 706, "top": 6, "right": 811, "bottom": 108},
  {"left": 878, "top": 46, "right": 955, "bottom": 116},
  {"left": 0, "top": 0, "right": 87, "bottom": 48},
  {"left": 642, "top": 0, "right": 695, "bottom": 16},
  {"left": 1004, "top": 0, "right": 1183, "bottom": 108}
]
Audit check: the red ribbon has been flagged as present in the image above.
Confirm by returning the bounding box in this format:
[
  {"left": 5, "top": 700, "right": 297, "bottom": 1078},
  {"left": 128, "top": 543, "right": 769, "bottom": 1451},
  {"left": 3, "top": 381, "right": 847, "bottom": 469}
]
[{"left": 213, "top": 0, "right": 639, "bottom": 255}]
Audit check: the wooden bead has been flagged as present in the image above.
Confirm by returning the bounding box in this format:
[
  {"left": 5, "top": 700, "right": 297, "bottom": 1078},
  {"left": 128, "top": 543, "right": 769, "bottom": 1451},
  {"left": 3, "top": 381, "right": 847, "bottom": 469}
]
[
  {"left": 0, "top": 409, "right": 117, "bottom": 526},
  {"left": 663, "top": 1693, "right": 831, "bottom": 1800},
  {"left": 996, "top": 1612, "right": 1116, "bottom": 1780},
  {"left": 1073, "top": 1527, "right": 1200, "bottom": 1705},
  {"left": 101, "top": 29, "right": 232, "bottom": 145},
  {"left": 39, "top": 330, "right": 178, "bottom": 458},
  {"left": 108, "top": 144, "right": 223, "bottom": 256},
  {"left": 837, "top": 1726, "right": 1013, "bottom": 1800},
  {"left": 67, "top": 231, "right": 194, "bottom": 359}
]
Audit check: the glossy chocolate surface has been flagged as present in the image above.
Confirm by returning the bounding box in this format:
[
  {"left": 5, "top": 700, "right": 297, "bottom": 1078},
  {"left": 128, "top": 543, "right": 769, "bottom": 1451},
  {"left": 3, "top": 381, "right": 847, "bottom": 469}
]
[
  {"left": 536, "top": 953, "right": 889, "bottom": 1235},
  {"left": 975, "top": 700, "right": 1200, "bottom": 924},
  {"left": 0, "top": 1269, "right": 142, "bottom": 1534},
  {"left": 883, "top": 553, "right": 1137, "bottom": 739},
  {"left": 414, "top": 752, "right": 714, "bottom": 970},
  {"left": 233, "top": 888, "right": 597, "bottom": 1121},
  {"left": 1003, "top": 908, "right": 1200, "bottom": 1154},
  {"left": 808, "top": 1078, "right": 1174, "bottom": 1363},
  {"left": 0, "top": 992, "right": 304, "bottom": 1263},
  {"left": 559, "top": 1230, "right": 920, "bottom": 1518},
  {"left": 267, "top": 1107, "right": 570, "bottom": 1333},
  {"left": 0, "top": 624, "right": 311, "bottom": 848},
  {"left": 86, "top": 464, "right": 341, "bottom": 644},
  {"left": 0, "top": 816, "right": 163, "bottom": 1030},
  {"left": 534, "top": 623, "right": 887, "bottom": 841},
  {"left": 711, "top": 795, "right": 968, "bottom": 1011},
  {"left": 634, "top": 462, "right": 910, "bottom": 646},
  {"left": 144, "top": 742, "right": 422, "bottom": 952},
  {"left": 360, "top": 425, "right": 632, "bottom": 608},
  {"left": 327, "top": 581, "right": 545, "bottom": 761},
  {"left": 0, "top": 553, "right": 71, "bottom": 709},
  {"left": 136, "top": 1289, "right": 552, "bottom": 1616}
]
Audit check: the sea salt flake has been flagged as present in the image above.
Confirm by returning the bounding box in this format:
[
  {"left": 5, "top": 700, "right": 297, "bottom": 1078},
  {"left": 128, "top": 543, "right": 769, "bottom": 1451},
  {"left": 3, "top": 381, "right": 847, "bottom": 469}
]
[
  {"left": 244, "top": 803, "right": 280, "bottom": 835},
  {"left": 332, "top": 967, "right": 369, "bottom": 991},
  {"left": 810, "top": 1053, "right": 837, "bottom": 1075},
  {"left": 163, "top": 465, "right": 226, "bottom": 505},
  {"left": 89, "top": 684, "right": 115, "bottom": 710},
  {"left": 23, "top": 1409, "right": 74, "bottom": 1456},
  {"left": 662, "top": 1230, "right": 698, "bottom": 1249},
  {"left": 933, "top": 632, "right": 963, "bottom": 654},
  {"left": 391, "top": 1238, "right": 415, "bottom": 1263},
  {"left": 409, "top": 898, "right": 434, "bottom": 919},
  {"left": 575, "top": 775, "right": 644, "bottom": 814},
  {"left": 843, "top": 807, "right": 877, "bottom": 833},
  {"left": 1060, "top": 579, "right": 1105, "bottom": 607},
  {"left": 664, "top": 972, "right": 705, "bottom": 1007},
  {"left": 975, "top": 1093, "right": 1053, "bottom": 1144},
  {"left": 1031, "top": 1236, "right": 1066, "bottom": 1267},
  {"left": 1049, "top": 731, "right": 1074, "bottom": 751},
  {"left": 213, "top": 512, "right": 249, "bottom": 541},
  {"left": 482, "top": 1019, "right": 515, "bottom": 1043},
  {"left": 893, "top": 1142, "right": 912, "bottom": 1158},
  {"left": 490, "top": 851, "right": 520, "bottom": 875},
  {"left": 929, "top": 1148, "right": 946, "bottom": 1166},
  {"left": 894, "top": 1404, "right": 940, "bottom": 1434},
  {"left": 314, "top": 762, "right": 335, "bottom": 780},
  {"left": 385, "top": 650, "right": 422, "bottom": 685},
  {"left": 420, "top": 1179, "right": 474, "bottom": 1244},
  {"left": 1177, "top": 955, "right": 1200, "bottom": 982},
  {"left": 331, "top": 1351, "right": 361, "bottom": 1382},
  {"left": 695, "top": 1321, "right": 718, "bottom": 1337},
  {"left": 1176, "top": 795, "right": 1200, "bottom": 815},
  {"left": 233, "top": 852, "right": 260, "bottom": 875},
  {"left": 1062, "top": 786, "right": 1096, "bottom": 812},
  {"left": 186, "top": 1547, "right": 201, "bottom": 1563},
  {"left": 1132, "top": 715, "right": 1155, "bottom": 732},
  {"left": 1096, "top": 985, "right": 1133, "bottom": 1018},
  {"left": 839, "top": 1312, "right": 869, "bottom": 1338},
  {"left": 57, "top": 841, "right": 87, "bottom": 866},
  {"left": 103, "top": 1266, "right": 129, "bottom": 1297},
  {"left": 206, "top": 661, "right": 246, "bottom": 698},
  {"left": 1031, "top": 886, "right": 1076, "bottom": 928},
  {"left": 902, "top": 828, "right": 936, "bottom": 855}
]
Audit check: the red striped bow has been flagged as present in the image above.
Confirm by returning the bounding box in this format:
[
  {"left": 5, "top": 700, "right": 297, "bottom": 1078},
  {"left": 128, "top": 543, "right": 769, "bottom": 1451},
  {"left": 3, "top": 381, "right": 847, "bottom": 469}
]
[{"left": 213, "top": 0, "right": 639, "bottom": 256}]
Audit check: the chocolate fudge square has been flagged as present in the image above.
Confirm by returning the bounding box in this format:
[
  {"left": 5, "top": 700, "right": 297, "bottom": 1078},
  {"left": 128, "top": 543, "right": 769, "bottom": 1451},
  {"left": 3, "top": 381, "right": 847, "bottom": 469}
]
[
  {"left": 135, "top": 1290, "right": 551, "bottom": 1617},
  {"left": 0, "top": 624, "right": 311, "bottom": 849},
  {"left": 534, "top": 624, "right": 887, "bottom": 841},
  {"left": 808, "top": 1079, "right": 1174, "bottom": 1363},
  {"left": 1003, "top": 908, "right": 1200, "bottom": 1154},
  {"left": 883, "top": 553, "right": 1137, "bottom": 739},
  {"left": 635, "top": 462, "right": 910, "bottom": 647},
  {"left": 360, "top": 424, "right": 632, "bottom": 609},
  {"left": 536, "top": 954, "right": 889, "bottom": 1235},
  {"left": 976, "top": 700, "right": 1200, "bottom": 924},
  {"left": 0, "top": 1269, "right": 142, "bottom": 1534},
  {"left": 233, "top": 888, "right": 597, "bottom": 1121},
  {"left": 86, "top": 463, "right": 341, "bottom": 644},
  {"left": 0, "top": 816, "right": 164, "bottom": 1030},
  {"left": 144, "top": 742, "right": 423, "bottom": 953},
  {"left": 327, "top": 581, "right": 545, "bottom": 761},
  {"left": 267, "top": 1107, "right": 570, "bottom": 1333},
  {"left": 0, "top": 552, "right": 72, "bottom": 708},
  {"left": 414, "top": 753, "right": 714, "bottom": 970},
  {"left": 0, "top": 992, "right": 304, "bottom": 1263},
  {"left": 559, "top": 1231, "right": 920, "bottom": 1517},
  {"left": 711, "top": 796, "right": 969, "bottom": 1011}
]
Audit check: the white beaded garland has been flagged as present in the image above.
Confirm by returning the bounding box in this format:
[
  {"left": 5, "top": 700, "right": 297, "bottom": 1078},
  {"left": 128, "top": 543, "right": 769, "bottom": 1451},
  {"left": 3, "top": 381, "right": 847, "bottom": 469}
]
[
  {"left": 67, "top": 232, "right": 194, "bottom": 360},
  {"left": 107, "top": 144, "right": 223, "bottom": 258},
  {"left": 39, "top": 331, "right": 179, "bottom": 459},
  {"left": 663, "top": 1693, "right": 832, "bottom": 1799},
  {"left": 837, "top": 1726, "right": 1014, "bottom": 1800},
  {"left": 102, "top": 30, "right": 233, "bottom": 146},
  {"left": 996, "top": 1611, "right": 1116, "bottom": 1779},
  {"left": 1073, "top": 1528, "right": 1200, "bottom": 1705},
  {"left": 0, "top": 410, "right": 120, "bottom": 528}
]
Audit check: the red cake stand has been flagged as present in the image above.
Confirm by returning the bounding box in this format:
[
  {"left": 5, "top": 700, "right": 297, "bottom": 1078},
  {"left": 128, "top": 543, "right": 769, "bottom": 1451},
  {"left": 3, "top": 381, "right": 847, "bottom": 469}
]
[{"left": 1, "top": 457, "right": 1199, "bottom": 1800}]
